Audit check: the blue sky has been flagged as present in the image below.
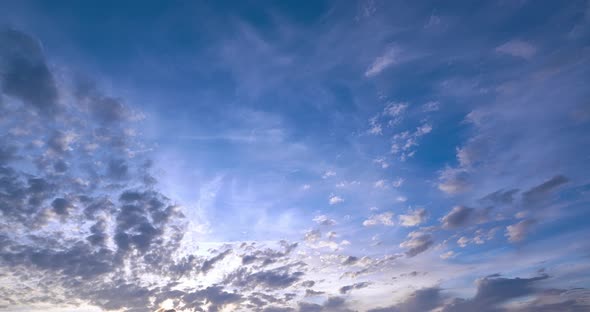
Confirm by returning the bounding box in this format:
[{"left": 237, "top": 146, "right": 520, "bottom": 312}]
[{"left": 1, "top": 1, "right": 589, "bottom": 311}]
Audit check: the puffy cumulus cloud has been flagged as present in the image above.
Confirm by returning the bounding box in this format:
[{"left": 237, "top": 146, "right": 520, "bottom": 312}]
[
  {"left": 399, "top": 231, "right": 434, "bottom": 257},
  {"left": 0, "top": 27, "right": 188, "bottom": 312},
  {"left": 505, "top": 219, "right": 536, "bottom": 243},
  {"left": 363, "top": 212, "right": 395, "bottom": 227},
  {"left": 438, "top": 167, "right": 470, "bottom": 195},
  {"left": 304, "top": 230, "right": 349, "bottom": 252},
  {"left": 312, "top": 215, "right": 337, "bottom": 226},
  {"left": 374, "top": 179, "right": 388, "bottom": 189},
  {"left": 328, "top": 195, "right": 343, "bottom": 205},
  {"left": 398, "top": 208, "right": 428, "bottom": 227},
  {"left": 441, "top": 206, "right": 489, "bottom": 229},
  {"left": 321, "top": 170, "right": 336, "bottom": 179}
]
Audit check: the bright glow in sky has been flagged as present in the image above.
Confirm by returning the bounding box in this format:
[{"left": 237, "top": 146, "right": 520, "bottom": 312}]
[{"left": 1, "top": 1, "right": 590, "bottom": 311}]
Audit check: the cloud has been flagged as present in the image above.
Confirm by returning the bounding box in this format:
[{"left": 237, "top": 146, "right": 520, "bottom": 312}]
[
  {"left": 440, "top": 251, "right": 456, "bottom": 260},
  {"left": 0, "top": 27, "right": 59, "bottom": 114},
  {"left": 339, "top": 282, "right": 370, "bottom": 294},
  {"left": 496, "top": 40, "right": 536, "bottom": 59},
  {"left": 225, "top": 266, "right": 305, "bottom": 290},
  {"left": 328, "top": 195, "right": 344, "bottom": 205},
  {"left": 438, "top": 167, "right": 470, "bottom": 194},
  {"left": 322, "top": 170, "right": 336, "bottom": 179},
  {"left": 391, "top": 123, "right": 433, "bottom": 161},
  {"left": 374, "top": 179, "right": 388, "bottom": 188},
  {"left": 368, "top": 287, "right": 443, "bottom": 312},
  {"left": 523, "top": 175, "right": 569, "bottom": 205},
  {"left": 506, "top": 219, "right": 536, "bottom": 242},
  {"left": 398, "top": 208, "right": 428, "bottom": 227},
  {"left": 201, "top": 249, "right": 232, "bottom": 273},
  {"left": 440, "top": 205, "right": 492, "bottom": 230},
  {"left": 479, "top": 188, "right": 519, "bottom": 206},
  {"left": 365, "top": 47, "right": 400, "bottom": 77},
  {"left": 383, "top": 102, "right": 408, "bottom": 117},
  {"left": 399, "top": 231, "right": 434, "bottom": 257},
  {"left": 367, "top": 274, "right": 589, "bottom": 312},
  {"left": 312, "top": 215, "right": 337, "bottom": 226},
  {"left": 363, "top": 212, "right": 395, "bottom": 226}
]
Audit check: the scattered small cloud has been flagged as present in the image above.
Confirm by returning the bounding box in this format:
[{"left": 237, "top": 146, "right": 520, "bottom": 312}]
[
  {"left": 329, "top": 195, "right": 344, "bottom": 205},
  {"left": 363, "top": 212, "right": 395, "bottom": 227},
  {"left": 496, "top": 39, "right": 536, "bottom": 59}
]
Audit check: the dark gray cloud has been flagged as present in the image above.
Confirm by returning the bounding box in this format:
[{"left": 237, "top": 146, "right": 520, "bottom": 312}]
[
  {"left": 480, "top": 189, "right": 519, "bottom": 206},
  {"left": 0, "top": 27, "right": 59, "bottom": 114},
  {"left": 201, "top": 249, "right": 232, "bottom": 273},
  {"left": 225, "top": 266, "right": 305, "bottom": 290},
  {"left": 368, "top": 275, "right": 589, "bottom": 312},
  {"left": 183, "top": 286, "right": 242, "bottom": 312},
  {"left": 341, "top": 255, "right": 359, "bottom": 266},
  {"left": 74, "top": 77, "right": 131, "bottom": 124},
  {"left": 523, "top": 175, "right": 569, "bottom": 205},
  {"left": 51, "top": 197, "right": 73, "bottom": 215},
  {"left": 400, "top": 231, "right": 434, "bottom": 257},
  {"left": 441, "top": 274, "right": 550, "bottom": 312},
  {"left": 0, "top": 27, "right": 188, "bottom": 312},
  {"left": 339, "top": 282, "right": 370, "bottom": 294},
  {"left": 368, "top": 287, "right": 443, "bottom": 312},
  {"left": 441, "top": 206, "right": 490, "bottom": 229}
]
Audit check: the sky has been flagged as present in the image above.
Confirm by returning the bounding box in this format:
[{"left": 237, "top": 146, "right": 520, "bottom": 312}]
[{"left": 0, "top": 0, "right": 590, "bottom": 311}]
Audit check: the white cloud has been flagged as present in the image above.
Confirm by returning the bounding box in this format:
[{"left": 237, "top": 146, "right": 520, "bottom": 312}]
[
  {"left": 329, "top": 195, "right": 344, "bottom": 205},
  {"left": 506, "top": 219, "right": 536, "bottom": 242},
  {"left": 313, "top": 215, "right": 337, "bottom": 226},
  {"left": 457, "top": 236, "right": 470, "bottom": 247},
  {"left": 363, "top": 212, "right": 395, "bottom": 226},
  {"left": 322, "top": 170, "right": 336, "bottom": 179},
  {"left": 373, "top": 157, "right": 389, "bottom": 169},
  {"left": 440, "top": 251, "right": 456, "bottom": 260},
  {"left": 391, "top": 123, "right": 433, "bottom": 160},
  {"left": 365, "top": 47, "right": 400, "bottom": 77},
  {"left": 335, "top": 180, "right": 360, "bottom": 188},
  {"left": 301, "top": 184, "right": 311, "bottom": 190},
  {"left": 496, "top": 40, "right": 536, "bottom": 59},
  {"left": 374, "top": 179, "right": 387, "bottom": 189},
  {"left": 368, "top": 116, "right": 383, "bottom": 135},
  {"left": 383, "top": 102, "right": 408, "bottom": 117},
  {"left": 398, "top": 208, "right": 427, "bottom": 227}
]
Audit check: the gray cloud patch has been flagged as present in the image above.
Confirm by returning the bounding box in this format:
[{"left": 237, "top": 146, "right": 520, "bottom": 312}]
[
  {"left": 339, "top": 282, "right": 370, "bottom": 294},
  {"left": 0, "top": 27, "right": 59, "bottom": 114},
  {"left": 441, "top": 206, "right": 490, "bottom": 229},
  {"left": 523, "top": 175, "right": 569, "bottom": 205}
]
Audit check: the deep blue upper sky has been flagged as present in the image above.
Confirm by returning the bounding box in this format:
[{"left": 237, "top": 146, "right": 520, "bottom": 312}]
[{"left": 0, "top": 1, "right": 589, "bottom": 311}]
